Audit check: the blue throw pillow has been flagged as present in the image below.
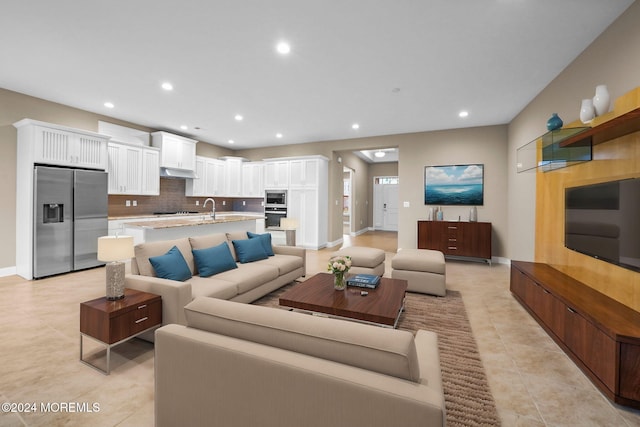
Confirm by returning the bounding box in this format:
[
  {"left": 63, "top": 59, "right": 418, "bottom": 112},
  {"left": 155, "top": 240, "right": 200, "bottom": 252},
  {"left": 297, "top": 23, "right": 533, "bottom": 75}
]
[
  {"left": 192, "top": 242, "right": 238, "bottom": 277},
  {"left": 232, "top": 238, "right": 269, "bottom": 263},
  {"left": 247, "top": 231, "right": 274, "bottom": 256},
  {"left": 149, "top": 246, "right": 192, "bottom": 281}
]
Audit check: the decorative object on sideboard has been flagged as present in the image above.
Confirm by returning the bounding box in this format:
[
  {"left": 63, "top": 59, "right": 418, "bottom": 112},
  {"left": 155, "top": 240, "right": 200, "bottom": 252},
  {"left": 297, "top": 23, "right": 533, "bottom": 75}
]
[
  {"left": 98, "top": 235, "right": 135, "bottom": 300},
  {"left": 469, "top": 206, "right": 478, "bottom": 222},
  {"left": 592, "top": 84, "right": 611, "bottom": 116},
  {"left": 546, "top": 113, "right": 563, "bottom": 131},
  {"left": 436, "top": 207, "right": 444, "bottom": 221},
  {"left": 427, "top": 207, "right": 434, "bottom": 221},
  {"left": 579, "top": 98, "right": 595, "bottom": 124}
]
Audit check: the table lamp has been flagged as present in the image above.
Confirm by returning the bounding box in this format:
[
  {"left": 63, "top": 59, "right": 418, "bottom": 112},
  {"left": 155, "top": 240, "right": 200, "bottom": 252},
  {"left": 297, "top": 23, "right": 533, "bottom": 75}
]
[
  {"left": 98, "top": 235, "right": 134, "bottom": 300},
  {"left": 280, "top": 218, "right": 299, "bottom": 246}
]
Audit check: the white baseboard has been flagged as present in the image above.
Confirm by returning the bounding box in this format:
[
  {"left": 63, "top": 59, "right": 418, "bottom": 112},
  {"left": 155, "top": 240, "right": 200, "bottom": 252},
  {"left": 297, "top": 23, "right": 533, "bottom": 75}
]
[
  {"left": 0, "top": 266, "right": 17, "bottom": 278},
  {"left": 326, "top": 237, "right": 343, "bottom": 248}
]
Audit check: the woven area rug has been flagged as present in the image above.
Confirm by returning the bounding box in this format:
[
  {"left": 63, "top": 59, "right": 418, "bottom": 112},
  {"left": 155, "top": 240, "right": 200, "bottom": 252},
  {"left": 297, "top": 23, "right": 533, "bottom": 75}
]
[{"left": 254, "top": 283, "right": 501, "bottom": 427}]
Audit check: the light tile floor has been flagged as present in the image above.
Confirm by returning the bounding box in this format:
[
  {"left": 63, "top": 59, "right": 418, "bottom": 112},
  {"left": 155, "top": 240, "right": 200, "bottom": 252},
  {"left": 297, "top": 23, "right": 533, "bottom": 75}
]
[{"left": 0, "top": 231, "right": 639, "bottom": 426}]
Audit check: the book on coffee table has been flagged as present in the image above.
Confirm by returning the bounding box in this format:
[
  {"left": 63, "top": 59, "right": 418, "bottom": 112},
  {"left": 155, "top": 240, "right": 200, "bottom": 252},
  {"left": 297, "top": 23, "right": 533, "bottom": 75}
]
[{"left": 346, "top": 274, "right": 380, "bottom": 289}]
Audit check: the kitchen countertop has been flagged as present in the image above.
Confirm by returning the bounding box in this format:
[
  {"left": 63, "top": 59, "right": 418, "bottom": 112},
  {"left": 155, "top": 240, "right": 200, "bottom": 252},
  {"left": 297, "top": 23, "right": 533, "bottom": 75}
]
[
  {"left": 121, "top": 214, "right": 264, "bottom": 229},
  {"left": 109, "top": 211, "right": 263, "bottom": 220}
]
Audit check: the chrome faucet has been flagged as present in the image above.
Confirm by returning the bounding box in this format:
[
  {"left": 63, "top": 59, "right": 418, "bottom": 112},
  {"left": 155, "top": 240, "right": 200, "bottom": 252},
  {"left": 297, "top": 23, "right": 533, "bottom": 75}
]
[{"left": 203, "top": 198, "right": 216, "bottom": 220}]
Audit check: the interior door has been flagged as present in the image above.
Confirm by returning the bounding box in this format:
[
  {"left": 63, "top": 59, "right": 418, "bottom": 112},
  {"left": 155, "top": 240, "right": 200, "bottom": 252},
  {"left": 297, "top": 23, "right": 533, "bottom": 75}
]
[{"left": 373, "top": 179, "right": 399, "bottom": 231}]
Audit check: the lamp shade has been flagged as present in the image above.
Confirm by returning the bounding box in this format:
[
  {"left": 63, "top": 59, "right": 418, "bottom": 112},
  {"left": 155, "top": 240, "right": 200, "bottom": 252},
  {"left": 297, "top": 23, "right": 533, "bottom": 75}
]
[
  {"left": 97, "top": 236, "right": 134, "bottom": 262},
  {"left": 280, "top": 218, "right": 299, "bottom": 230}
]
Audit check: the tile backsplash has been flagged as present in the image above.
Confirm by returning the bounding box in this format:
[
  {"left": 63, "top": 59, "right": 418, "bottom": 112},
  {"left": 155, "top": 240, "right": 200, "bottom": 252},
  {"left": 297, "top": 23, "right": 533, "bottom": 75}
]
[{"left": 108, "top": 178, "right": 263, "bottom": 217}]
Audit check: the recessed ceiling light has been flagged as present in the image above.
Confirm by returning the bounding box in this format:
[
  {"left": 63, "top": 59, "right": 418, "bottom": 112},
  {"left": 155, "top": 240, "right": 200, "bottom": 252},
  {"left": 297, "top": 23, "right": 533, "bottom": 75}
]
[
  {"left": 180, "top": 125, "right": 188, "bottom": 130},
  {"left": 352, "top": 123, "right": 360, "bottom": 130},
  {"left": 161, "top": 82, "right": 173, "bottom": 91},
  {"left": 104, "top": 102, "right": 114, "bottom": 109},
  {"left": 276, "top": 41, "right": 291, "bottom": 55},
  {"left": 374, "top": 151, "right": 386, "bottom": 158},
  {"left": 228, "top": 139, "right": 235, "bottom": 144},
  {"left": 234, "top": 114, "right": 243, "bottom": 121},
  {"left": 276, "top": 133, "right": 283, "bottom": 138},
  {"left": 459, "top": 110, "right": 469, "bottom": 118}
]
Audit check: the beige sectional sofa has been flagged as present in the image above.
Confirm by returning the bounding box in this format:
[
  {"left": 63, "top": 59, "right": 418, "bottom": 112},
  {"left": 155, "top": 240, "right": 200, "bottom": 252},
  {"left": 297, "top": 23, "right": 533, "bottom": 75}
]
[
  {"left": 125, "top": 231, "right": 306, "bottom": 336},
  {"left": 155, "top": 297, "right": 446, "bottom": 427}
]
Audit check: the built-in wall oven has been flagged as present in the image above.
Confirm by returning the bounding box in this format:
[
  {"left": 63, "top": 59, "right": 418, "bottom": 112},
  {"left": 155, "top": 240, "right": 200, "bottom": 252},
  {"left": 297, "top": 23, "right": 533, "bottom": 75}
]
[{"left": 265, "top": 190, "right": 287, "bottom": 228}]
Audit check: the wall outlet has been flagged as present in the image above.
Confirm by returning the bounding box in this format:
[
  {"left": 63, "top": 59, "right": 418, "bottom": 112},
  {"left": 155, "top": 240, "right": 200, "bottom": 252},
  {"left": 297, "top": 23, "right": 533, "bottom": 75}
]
[
  {"left": 222, "top": 201, "right": 226, "bottom": 206},
  {"left": 242, "top": 201, "right": 246, "bottom": 206},
  {"left": 261, "top": 201, "right": 264, "bottom": 206},
  {"left": 125, "top": 200, "right": 131, "bottom": 207},
  {"left": 403, "top": 201, "right": 410, "bottom": 208},
  {"left": 132, "top": 200, "right": 137, "bottom": 207},
  {"left": 195, "top": 200, "right": 199, "bottom": 206}
]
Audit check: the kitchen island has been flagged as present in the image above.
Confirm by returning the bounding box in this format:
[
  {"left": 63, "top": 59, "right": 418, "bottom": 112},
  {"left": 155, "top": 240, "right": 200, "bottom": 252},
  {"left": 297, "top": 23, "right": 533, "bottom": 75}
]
[{"left": 118, "top": 213, "right": 265, "bottom": 244}]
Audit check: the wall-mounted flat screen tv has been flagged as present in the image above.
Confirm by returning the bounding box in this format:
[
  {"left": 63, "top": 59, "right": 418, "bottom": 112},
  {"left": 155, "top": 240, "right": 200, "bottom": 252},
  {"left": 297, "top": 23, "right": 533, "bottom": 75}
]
[
  {"left": 565, "top": 178, "right": 640, "bottom": 272},
  {"left": 424, "top": 164, "right": 484, "bottom": 205}
]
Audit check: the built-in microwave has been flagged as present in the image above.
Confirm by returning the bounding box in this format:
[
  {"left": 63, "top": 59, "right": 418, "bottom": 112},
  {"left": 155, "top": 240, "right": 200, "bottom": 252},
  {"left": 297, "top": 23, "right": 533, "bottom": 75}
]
[{"left": 265, "top": 190, "right": 287, "bottom": 207}]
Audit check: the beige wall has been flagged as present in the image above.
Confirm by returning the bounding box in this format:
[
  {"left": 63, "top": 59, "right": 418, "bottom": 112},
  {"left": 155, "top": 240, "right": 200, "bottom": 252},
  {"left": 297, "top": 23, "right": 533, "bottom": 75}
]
[{"left": 507, "top": 1, "right": 640, "bottom": 309}]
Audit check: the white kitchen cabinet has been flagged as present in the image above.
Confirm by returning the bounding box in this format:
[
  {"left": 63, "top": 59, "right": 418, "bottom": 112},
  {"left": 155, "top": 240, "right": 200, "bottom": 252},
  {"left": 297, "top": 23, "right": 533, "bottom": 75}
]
[
  {"left": 151, "top": 131, "right": 197, "bottom": 171},
  {"left": 14, "top": 119, "right": 109, "bottom": 170},
  {"left": 141, "top": 147, "right": 160, "bottom": 195},
  {"left": 185, "top": 156, "right": 206, "bottom": 196},
  {"left": 242, "top": 162, "right": 264, "bottom": 197},
  {"left": 107, "top": 142, "right": 159, "bottom": 195},
  {"left": 224, "top": 157, "right": 244, "bottom": 196},
  {"left": 107, "top": 142, "right": 142, "bottom": 194},
  {"left": 206, "top": 158, "right": 226, "bottom": 196},
  {"left": 289, "top": 158, "right": 320, "bottom": 188},
  {"left": 264, "top": 160, "right": 290, "bottom": 189},
  {"left": 273, "top": 155, "right": 328, "bottom": 249}
]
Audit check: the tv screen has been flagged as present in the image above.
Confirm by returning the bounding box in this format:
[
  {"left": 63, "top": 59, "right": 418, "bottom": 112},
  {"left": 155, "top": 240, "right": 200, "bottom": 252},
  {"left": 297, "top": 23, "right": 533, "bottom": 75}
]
[{"left": 565, "top": 178, "right": 640, "bottom": 272}]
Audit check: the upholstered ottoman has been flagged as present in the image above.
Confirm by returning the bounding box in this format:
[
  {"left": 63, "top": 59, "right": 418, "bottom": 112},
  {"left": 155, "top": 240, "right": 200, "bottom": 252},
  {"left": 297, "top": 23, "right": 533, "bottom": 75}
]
[
  {"left": 391, "top": 249, "right": 446, "bottom": 296},
  {"left": 331, "top": 246, "right": 385, "bottom": 276}
]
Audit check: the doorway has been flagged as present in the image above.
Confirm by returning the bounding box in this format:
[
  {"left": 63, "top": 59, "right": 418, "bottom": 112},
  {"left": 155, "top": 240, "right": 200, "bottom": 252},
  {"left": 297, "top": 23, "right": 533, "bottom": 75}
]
[
  {"left": 373, "top": 176, "right": 399, "bottom": 231},
  {"left": 343, "top": 167, "right": 354, "bottom": 235}
]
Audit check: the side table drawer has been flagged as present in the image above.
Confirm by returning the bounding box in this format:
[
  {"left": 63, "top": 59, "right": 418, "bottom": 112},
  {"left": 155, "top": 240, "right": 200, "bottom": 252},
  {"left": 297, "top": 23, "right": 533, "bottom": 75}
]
[
  {"left": 110, "top": 300, "right": 162, "bottom": 343},
  {"left": 130, "top": 299, "right": 162, "bottom": 335}
]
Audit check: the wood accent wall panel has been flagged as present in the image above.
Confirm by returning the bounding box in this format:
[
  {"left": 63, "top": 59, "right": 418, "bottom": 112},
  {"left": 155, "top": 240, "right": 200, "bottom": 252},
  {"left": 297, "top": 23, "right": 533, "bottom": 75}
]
[{"left": 534, "top": 131, "right": 640, "bottom": 312}]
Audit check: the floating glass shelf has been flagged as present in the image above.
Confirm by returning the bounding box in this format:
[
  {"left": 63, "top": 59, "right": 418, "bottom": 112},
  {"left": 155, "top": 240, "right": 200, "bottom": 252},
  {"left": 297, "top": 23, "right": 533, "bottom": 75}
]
[{"left": 516, "top": 127, "right": 592, "bottom": 173}]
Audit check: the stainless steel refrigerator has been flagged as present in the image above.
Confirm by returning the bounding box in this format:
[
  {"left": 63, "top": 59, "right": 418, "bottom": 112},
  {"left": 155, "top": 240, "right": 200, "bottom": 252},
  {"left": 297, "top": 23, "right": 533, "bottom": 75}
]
[{"left": 33, "top": 166, "right": 108, "bottom": 278}]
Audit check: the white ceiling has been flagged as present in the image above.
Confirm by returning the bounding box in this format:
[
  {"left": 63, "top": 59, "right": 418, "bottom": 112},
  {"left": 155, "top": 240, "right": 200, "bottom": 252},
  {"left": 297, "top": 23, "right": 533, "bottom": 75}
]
[{"left": 0, "top": 1, "right": 634, "bottom": 150}]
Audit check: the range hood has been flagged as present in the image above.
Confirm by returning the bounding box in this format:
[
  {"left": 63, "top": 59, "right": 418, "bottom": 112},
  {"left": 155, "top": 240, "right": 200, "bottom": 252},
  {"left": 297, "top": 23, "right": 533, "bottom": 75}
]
[{"left": 159, "top": 167, "right": 198, "bottom": 179}]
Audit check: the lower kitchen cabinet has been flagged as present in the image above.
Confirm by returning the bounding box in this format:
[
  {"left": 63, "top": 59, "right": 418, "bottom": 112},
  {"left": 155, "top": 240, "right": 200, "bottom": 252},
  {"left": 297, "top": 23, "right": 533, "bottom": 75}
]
[{"left": 510, "top": 261, "right": 640, "bottom": 408}]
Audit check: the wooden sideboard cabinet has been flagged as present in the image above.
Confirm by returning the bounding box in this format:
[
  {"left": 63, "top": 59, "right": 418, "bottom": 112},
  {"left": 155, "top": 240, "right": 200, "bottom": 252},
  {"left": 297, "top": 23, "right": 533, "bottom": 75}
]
[
  {"left": 417, "top": 220, "right": 491, "bottom": 263},
  {"left": 510, "top": 261, "right": 640, "bottom": 409}
]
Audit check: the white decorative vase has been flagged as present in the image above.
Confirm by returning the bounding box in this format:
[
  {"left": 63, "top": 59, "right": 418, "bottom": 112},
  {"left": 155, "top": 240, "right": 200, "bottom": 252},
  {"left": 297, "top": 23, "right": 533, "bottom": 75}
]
[
  {"left": 469, "top": 206, "right": 477, "bottom": 222},
  {"left": 428, "top": 207, "right": 434, "bottom": 221},
  {"left": 580, "top": 99, "right": 595, "bottom": 124},
  {"left": 593, "top": 85, "right": 610, "bottom": 116}
]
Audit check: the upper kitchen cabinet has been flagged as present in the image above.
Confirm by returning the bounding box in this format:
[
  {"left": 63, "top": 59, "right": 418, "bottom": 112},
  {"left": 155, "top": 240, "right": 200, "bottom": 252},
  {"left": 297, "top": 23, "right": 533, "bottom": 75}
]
[
  {"left": 186, "top": 156, "right": 226, "bottom": 197},
  {"left": 107, "top": 142, "right": 160, "bottom": 195},
  {"left": 14, "top": 119, "right": 109, "bottom": 170},
  {"left": 185, "top": 156, "right": 206, "bottom": 196},
  {"left": 224, "top": 157, "right": 245, "bottom": 197},
  {"left": 289, "top": 157, "right": 322, "bottom": 188},
  {"left": 242, "top": 162, "right": 264, "bottom": 197},
  {"left": 264, "top": 160, "right": 290, "bottom": 189},
  {"left": 151, "top": 131, "right": 197, "bottom": 172}
]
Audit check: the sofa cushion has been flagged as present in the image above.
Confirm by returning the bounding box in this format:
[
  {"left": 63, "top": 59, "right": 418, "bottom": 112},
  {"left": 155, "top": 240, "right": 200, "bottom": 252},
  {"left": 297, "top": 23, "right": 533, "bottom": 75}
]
[
  {"left": 134, "top": 238, "right": 194, "bottom": 278},
  {"left": 184, "top": 297, "right": 421, "bottom": 383},
  {"left": 189, "top": 276, "right": 239, "bottom": 300},
  {"left": 192, "top": 242, "right": 238, "bottom": 277},
  {"left": 255, "top": 254, "right": 303, "bottom": 275},
  {"left": 149, "top": 246, "right": 193, "bottom": 281},
  {"left": 215, "top": 263, "right": 279, "bottom": 294},
  {"left": 189, "top": 233, "right": 231, "bottom": 252},
  {"left": 232, "top": 238, "right": 269, "bottom": 263},
  {"left": 247, "top": 231, "right": 275, "bottom": 256},
  {"left": 226, "top": 231, "right": 248, "bottom": 261}
]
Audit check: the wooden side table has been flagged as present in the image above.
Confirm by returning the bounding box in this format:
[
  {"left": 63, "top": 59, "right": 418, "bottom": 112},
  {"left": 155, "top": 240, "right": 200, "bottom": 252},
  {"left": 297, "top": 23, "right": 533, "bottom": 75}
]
[{"left": 80, "top": 288, "right": 162, "bottom": 375}]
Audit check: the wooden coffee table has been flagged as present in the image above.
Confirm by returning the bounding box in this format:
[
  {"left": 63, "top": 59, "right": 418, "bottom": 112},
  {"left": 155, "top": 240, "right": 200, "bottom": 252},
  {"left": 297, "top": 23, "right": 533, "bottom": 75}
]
[{"left": 279, "top": 273, "right": 408, "bottom": 328}]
